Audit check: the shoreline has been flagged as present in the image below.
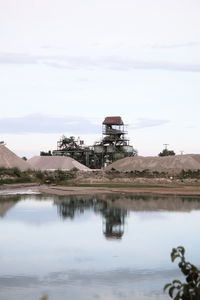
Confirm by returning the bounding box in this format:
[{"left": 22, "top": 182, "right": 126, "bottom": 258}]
[{"left": 0, "top": 182, "right": 200, "bottom": 197}]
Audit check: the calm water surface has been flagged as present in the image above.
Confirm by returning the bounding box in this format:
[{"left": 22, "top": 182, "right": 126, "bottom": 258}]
[{"left": 0, "top": 193, "right": 200, "bottom": 300}]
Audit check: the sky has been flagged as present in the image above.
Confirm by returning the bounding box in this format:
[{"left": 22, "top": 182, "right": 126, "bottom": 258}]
[{"left": 0, "top": 0, "right": 200, "bottom": 158}]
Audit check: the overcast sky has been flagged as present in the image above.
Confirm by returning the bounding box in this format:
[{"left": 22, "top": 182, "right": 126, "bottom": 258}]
[{"left": 0, "top": 0, "right": 200, "bottom": 157}]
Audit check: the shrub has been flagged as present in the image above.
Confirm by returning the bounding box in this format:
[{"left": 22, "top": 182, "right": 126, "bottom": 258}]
[
  {"left": 164, "top": 246, "right": 200, "bottom": 299},
  {"left": 35, "top": 171, "right": 45, "bottom": 180}
]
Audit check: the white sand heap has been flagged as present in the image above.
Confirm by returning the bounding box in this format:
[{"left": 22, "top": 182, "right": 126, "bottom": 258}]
[
  {"left": 0, "top": 144, "right": 31, "bottom": 171},
  {"left": 106, "top": 154, "right": 200, "bottom": 174},
  {"left": 28, "top": 156, "right": 91, "bottom": 171}
]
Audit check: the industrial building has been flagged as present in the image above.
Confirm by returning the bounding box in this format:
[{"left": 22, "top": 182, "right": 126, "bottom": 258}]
[
  {"left": 93, "top": 116, "right": 136, "bottom": 167},
  {"left": 48, "top": 116, "right": 136, "bottom": 169}
]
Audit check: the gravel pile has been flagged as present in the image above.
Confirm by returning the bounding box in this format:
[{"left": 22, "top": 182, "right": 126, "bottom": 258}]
[
  {"left": 106, "top": 154, "right": 200, "bottom": 174},
  {"left": 0, "top": 145, "right": 31, "bottom": 171},
  {"left": 28, "top": 156, "right": 91, "bottom": 171}
]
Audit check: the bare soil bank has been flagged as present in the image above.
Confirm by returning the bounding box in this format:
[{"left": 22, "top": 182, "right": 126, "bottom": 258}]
[
  {"left": 1, "top": 182, "right": 200, "bottom": 197},
  {"left": 38, "top": 184, "right": 200, "bottom": 197}
]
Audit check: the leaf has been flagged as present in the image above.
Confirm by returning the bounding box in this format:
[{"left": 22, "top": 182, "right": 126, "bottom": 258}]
[
  {"left": 165, "top": 247, "right": 200, "bottom": 299},
  {"left": 169, "top": 286, "right": 175, "bottom": 297},
  {"left": 172, "top": 254, "right": 180, "bottom": 262},
  {"left": 183, "top": 284, "right": 189, "bottom": 295},
  {"left": 177, "top": 246, "right": 185, "bottom": 256},
  {"left": 163, "top": 283, "right": 172, "bottom": 291},
  {"left": 172, "top": 280, "right": 182, "bottom": 285}
]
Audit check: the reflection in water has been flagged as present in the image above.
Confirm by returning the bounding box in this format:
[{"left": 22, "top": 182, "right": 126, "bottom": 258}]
[
  {"left": 103, "top": 206, "right": 126, "bottom": 239},
  {"left": 0, "top": 195, "right": 20, "bottom": 217},
  {"left": 53, "top": 193, "right": 200, "bottom": 240},
  {"left": 54, "top": 196, "right": 127, "bottom": 239},
  {"left": 2, "top": 193, "right": 200, "bottom": 241},
  {"left": 104, "top": 194, "right": 200, "bottom": 211},
  {"left": 56, "top": 198, "right": 94, "bottom": 219},
  {"left": 0, "top": 193, "right": 200, "bottom": 300},
  {"left": 39, "top": 296, "right": 48, "bottom": 300}
]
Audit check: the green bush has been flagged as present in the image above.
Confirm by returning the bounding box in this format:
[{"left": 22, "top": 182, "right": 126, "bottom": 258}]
[
  {"left": 164, "top": 246, "right": 200, "bottom": 299},
  {"left": 35, "top": 171, "right": 45, "bottom": 180},
  {"left": 179, "top": 169, "right": 200, "bottom": 179},
  {"left": 159, "top": 149, "right": 176, "bottom": 156}
]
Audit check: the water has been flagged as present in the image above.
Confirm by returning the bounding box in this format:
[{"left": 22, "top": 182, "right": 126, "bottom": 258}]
[{"left": 0, "top": 193, "right": 200, "bottom": 300}]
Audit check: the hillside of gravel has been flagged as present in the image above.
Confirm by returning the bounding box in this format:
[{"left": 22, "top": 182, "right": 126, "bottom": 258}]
[
  {"left": 106, "top": 154, "right": 200, "bottom": 174},
  {"left": 28, "top": 156, "right": 91, "bottom": 171},
  {"left": 0, "top": 145, "right": 31, "bottom": 171}
]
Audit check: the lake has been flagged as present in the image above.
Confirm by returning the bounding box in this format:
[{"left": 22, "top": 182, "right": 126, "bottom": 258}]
[{"left": 0, "top": 193, "right": 200, "bottom": 300}]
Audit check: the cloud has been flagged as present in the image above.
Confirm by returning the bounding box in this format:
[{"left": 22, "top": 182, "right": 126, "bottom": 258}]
[
  {"left": 0, "top": 114, "right": 100, "bottom": 135},
  {"left": 0, "top": 52, "right": 38, "bottom": 65},
  {"left": 151, "top": 41, "right": 200, "bottom": 49},
  {"left": 0, "top": 115, "right": 169, "bottom": 134},
  {"left": 0, "top": 51, "right": 200, "bottom": 72},
  {"left": 130, "top": 118, "right": 169, "bottom": 130}
]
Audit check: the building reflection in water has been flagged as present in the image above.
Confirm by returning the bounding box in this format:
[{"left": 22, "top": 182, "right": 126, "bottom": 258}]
[
  {"left": 102, "top": 207, "right": 126, "bottom": 240},
  {"left": 54, "top": 196, "right": 127, "bottom": 240},
  {"left": 3, "top": 193, "right": 200, "bottom": 240}
]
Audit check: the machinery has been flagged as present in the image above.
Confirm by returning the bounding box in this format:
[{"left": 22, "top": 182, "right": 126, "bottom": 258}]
[
  {"left": 43, "top": 116, "right": 137, "bottom": 168},
  {"left": 93, "top": 116, "right": 136, "bottom": 168}
]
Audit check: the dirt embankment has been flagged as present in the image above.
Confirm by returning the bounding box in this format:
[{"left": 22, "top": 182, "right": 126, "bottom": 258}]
[
  {"left": 1, "top": 180, "right": 200, "bottom": 198},
  {"left": 37, "top": 184, "right": 200, "bottom": 197}
]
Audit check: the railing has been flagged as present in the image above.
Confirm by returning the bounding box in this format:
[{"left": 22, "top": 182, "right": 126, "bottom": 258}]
[{"left": 102, "top": 128, "right": 127, "bottom": 135}]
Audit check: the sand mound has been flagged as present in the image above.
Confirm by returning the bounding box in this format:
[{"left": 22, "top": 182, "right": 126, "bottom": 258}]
[
  {"left": 0, "top": 145, "right": 31, "bottom": 171},
  {"left": 106, "top": 154, "right": 200, "bottom": 174},
  {"left": 28, "top": 156, "right": 91, "bottom": 171},
  {"left": 190, "top": 154, "right": 200, "bottom": 165}
]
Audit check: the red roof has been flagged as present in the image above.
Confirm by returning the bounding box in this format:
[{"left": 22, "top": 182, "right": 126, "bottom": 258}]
[{"left": 103, "top": 116, "right": 124, "bottom": 125}]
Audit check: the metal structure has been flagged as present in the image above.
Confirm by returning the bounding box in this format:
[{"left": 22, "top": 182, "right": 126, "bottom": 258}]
[
  {"left": 163, "top": 144, "right": 169, "bottom": 150},
  {"left": 51, "top": 116, "right": 136, "bottom": 168},
  {"left": 52, "top": 136, "right": 92, "bottom": 166},
  {"left": 93, "top": 116, "right": 136, "bottom": 168}
]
